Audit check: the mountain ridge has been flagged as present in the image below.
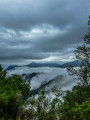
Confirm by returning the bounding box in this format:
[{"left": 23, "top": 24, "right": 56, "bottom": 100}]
[{"left": 5, "top": 60, "right": 81, "bottom": 71}]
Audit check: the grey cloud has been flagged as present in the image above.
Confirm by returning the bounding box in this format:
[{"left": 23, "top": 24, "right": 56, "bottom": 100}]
[
  {"left": 0, "top": 0, "right": 90, "bottom": 64},
  {"left": 0, "top": 0, "right": 89, "bottom": 30}
]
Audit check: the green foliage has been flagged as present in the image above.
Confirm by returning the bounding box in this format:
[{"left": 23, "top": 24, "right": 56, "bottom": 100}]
[
  {"left": 59, "top": 85, "right": 90, "bottom": 120},
  {"left": 59, "top": 98, "right": 90, "bottom": 120},
  {"left": 71, "top": 98, "right": 90, "bottom": 120},
  {"left": 64, "top": 85, "right": 90, "bottom": 104},
  {"left": 0, "top": 65, "right": 30, "bottom": 119}
]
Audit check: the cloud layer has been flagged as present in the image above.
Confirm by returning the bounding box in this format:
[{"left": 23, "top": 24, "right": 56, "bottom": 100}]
[{"left": 0, "top": 0, "right": 90, "bottom": 64}]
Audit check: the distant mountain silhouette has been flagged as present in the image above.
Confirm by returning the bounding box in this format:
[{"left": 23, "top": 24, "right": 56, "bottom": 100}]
[
  {"left": 5, "top": 60, "right": 81, "bottom": 71},
  {"left": 5, "top": 65, "right": 19, "bottom": 71},
  {"left": 60, "top": 60, "right": 81, "bottom": 68},
  {"left": 26, "top": 62, "right": 60, "bottom": 67}
]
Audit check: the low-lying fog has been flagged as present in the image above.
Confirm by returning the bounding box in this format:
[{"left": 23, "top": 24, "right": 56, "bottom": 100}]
[{"left": 7, "top": 67, "right": 76, "bottom": 92}]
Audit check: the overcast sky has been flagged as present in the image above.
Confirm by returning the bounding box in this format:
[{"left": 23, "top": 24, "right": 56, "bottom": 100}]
[{"left": 0, "top": 0, "right": 90, "bottom": 64}]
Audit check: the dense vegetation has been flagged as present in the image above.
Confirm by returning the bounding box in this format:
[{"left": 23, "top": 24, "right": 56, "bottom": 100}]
[
  {"left": 0, "top": 23, "right": 90, "bottom": 120},
  {"left": 0, "top": 66, "right": 30, "bottom": 119}
]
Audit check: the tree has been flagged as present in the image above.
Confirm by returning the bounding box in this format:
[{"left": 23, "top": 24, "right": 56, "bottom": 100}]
[
  {"left": 67, "top": 17, "right": 90, "bottom": 86},
  {"left": 0, "top": 65, "right": 30, "bottom": 119},
  {"left": 59, "top": 17, "right": 90, "bottom": 120}
]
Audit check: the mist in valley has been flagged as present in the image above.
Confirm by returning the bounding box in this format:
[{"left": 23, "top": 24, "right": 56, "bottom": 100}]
[{"left": 7, "top": 67, "right": 76, "bottom": 93}]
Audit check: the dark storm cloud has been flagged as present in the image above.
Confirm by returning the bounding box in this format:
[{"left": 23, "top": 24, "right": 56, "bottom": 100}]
[
  {"left": 0, "top": 0, "right": 89, "bottom": 30},
  {"left": 0, "top": 0, "right": 90, "bottom": 64}
]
